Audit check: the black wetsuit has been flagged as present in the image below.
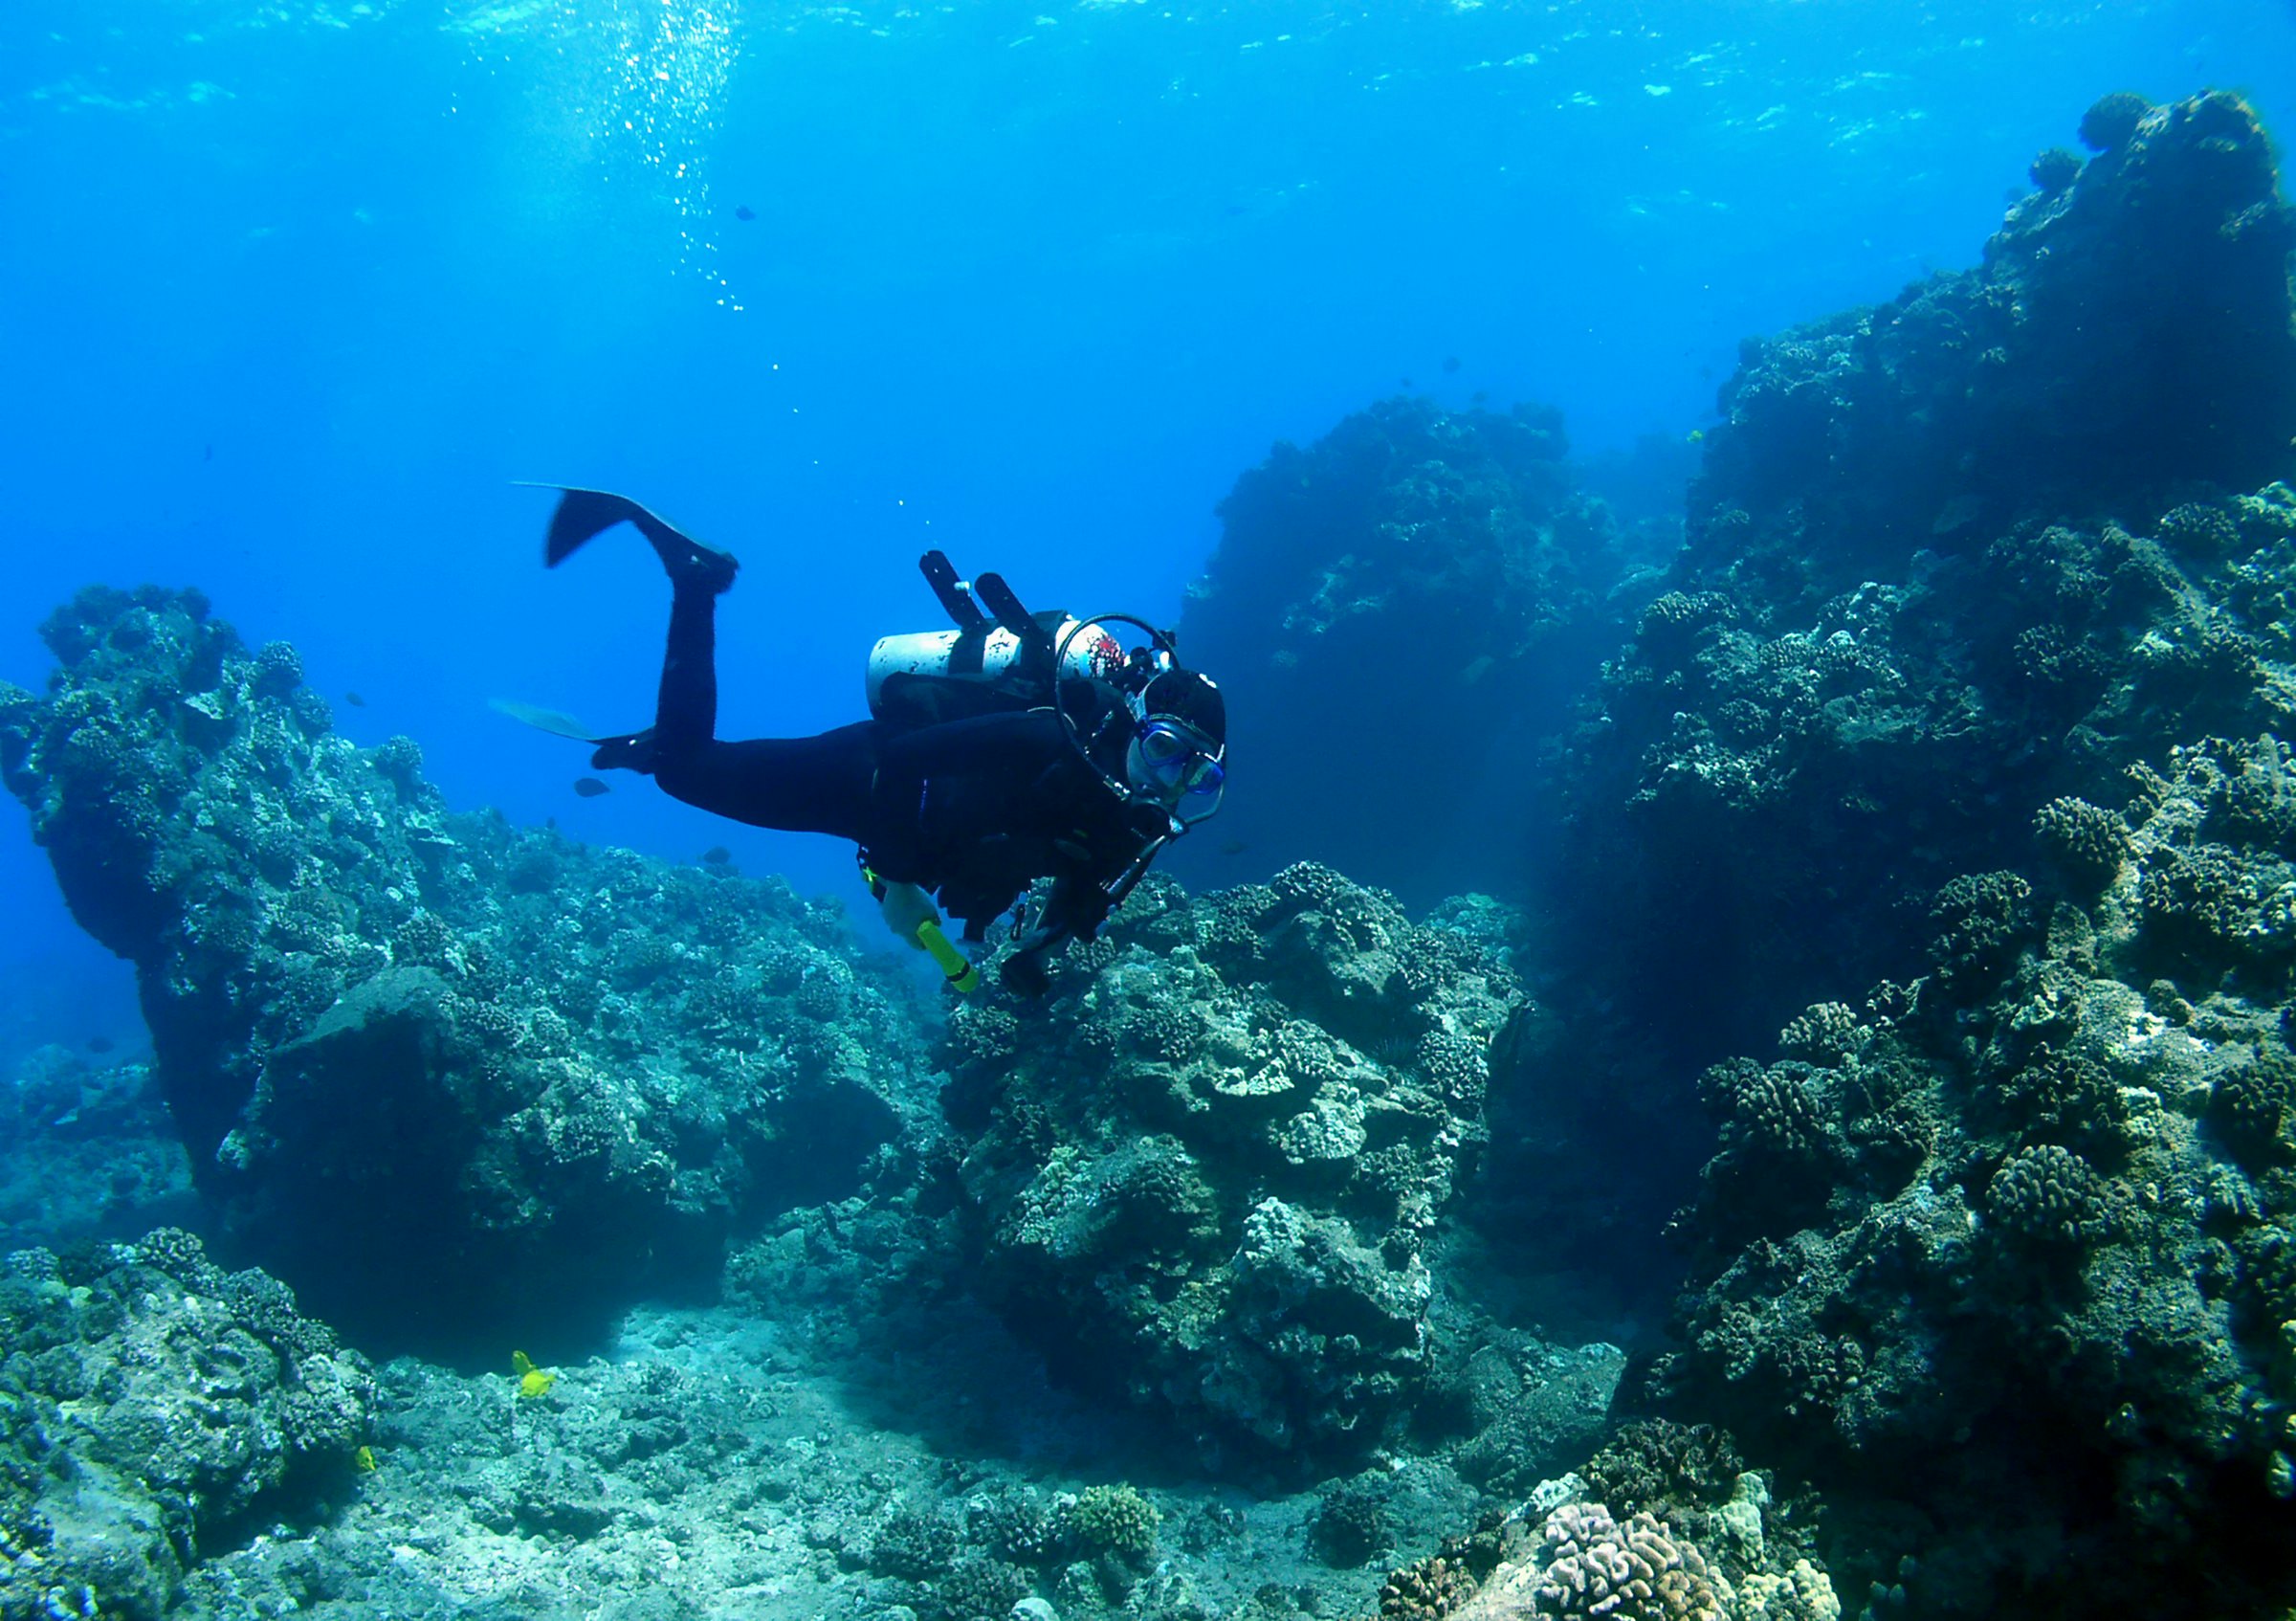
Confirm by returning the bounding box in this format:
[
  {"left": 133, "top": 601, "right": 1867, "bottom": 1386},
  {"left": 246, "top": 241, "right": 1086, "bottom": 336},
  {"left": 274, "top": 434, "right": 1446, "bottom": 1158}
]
[{"left": 648, "top": 579, "right": 1169, "bottom": 943}]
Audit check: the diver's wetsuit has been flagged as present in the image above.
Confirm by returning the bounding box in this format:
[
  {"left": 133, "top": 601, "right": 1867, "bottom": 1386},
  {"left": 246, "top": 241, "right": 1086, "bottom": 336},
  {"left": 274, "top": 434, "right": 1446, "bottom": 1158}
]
[{"left": 647, "top": 578, "right": 1169, "bottom": 943}]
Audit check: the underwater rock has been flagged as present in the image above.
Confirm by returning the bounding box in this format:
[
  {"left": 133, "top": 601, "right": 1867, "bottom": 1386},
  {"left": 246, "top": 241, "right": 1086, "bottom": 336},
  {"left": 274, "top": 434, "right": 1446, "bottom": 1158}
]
[
  {"left": 0, "top": 1044, "right": 193, "bottom": 1248},
  {"left": 0, "top": 1230, "right": 374, "bottom": 1621},
  {"left": 1519, "top": 94, "right": 2296, "bottom": 1617},
  {"left": 1694, "top": 90, "right": 2294, "bottom": 594},
  {"left": 1174, "top": 397, "right": 1656, "bottom": 905},
  {"left": 0, "top": 585, "right": 934, "bottom": 1354},
  {"left": 1651, "top": 746, "right": 2296, "bottom": 1612},
  {"left": 1554, "top": 93, "right": 2296, "bottom": 1067},
  {"left": 940, "top": 863, "right": 1526, "bottom": 1470}
]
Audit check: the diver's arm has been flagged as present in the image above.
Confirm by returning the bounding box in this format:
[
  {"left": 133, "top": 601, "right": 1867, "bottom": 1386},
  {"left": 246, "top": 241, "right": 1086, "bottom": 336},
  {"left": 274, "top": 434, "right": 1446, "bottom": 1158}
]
[{"left": 998, "top": 825, "right": 1160, "bottom": 996}]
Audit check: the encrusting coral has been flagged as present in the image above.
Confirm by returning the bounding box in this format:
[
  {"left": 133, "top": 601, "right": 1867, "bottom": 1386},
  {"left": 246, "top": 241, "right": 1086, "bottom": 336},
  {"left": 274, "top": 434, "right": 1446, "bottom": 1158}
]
[
  {"left": 0, "top": 586, "right": 936, "bottom": 1353},
  {"left": 0, "top": 1230, "right": 374, "bottom": 1621},
  {"left": 940, "top": 861, "right": 1525, "bottom": 1469},
  {"left": 1550, "top": 90, "right": 2296, "bottom": 1070}
]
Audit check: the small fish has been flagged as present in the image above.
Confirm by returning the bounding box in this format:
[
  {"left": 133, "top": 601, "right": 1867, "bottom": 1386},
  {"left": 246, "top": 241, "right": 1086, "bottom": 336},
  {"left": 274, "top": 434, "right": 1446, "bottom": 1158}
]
[
  {"left": 1442, "top": 355, "right": 1461, "bottom": 373},
  {"left": 344, "top": 691, "right": 366, "bottom": 708},
  {"left": 1219, "top": 838, "right": 1248, "bottom": 857},
  {"left": 513, "top": 1349, "right": 559, "bottom": 1398},
  {"left": 1471, "top": 389, "right": 1489, "bottom": 405},
  {"left": 203, "top": 444, "right": 213, "bottom": 462},
  {"left": 1400, "top": 376, "right": 1414, "bottom": 389},
  {"left": 87, "top": 1035, "right": 115, "bottom": 1055},
  {"left": 1686, "top": 428, "right": 1706, "bottom": 445},
  {"left": 355, "top": 1445, "right": 378, "bottom": 1473},
  {"left": 573, "top": 777, "right": 611, "bottom": 798},
  {"left": 734, "top": 204, "right": 757, "bottom": 221},
  {"left": 701, "top": 846, "right": 733, "bottom": 865},
  {"left": 1459, "top": 654, "right": 1497, "bottom": 685}
]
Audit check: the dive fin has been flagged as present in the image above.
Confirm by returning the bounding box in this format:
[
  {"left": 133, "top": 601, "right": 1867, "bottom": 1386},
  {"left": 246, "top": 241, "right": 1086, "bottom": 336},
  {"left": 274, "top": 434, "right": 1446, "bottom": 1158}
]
[
  {"left": 515, "top": 481, "right": 740, "bottom": 590},
  {"left": 490, "top": 697, "right": 606, "bottom": 743},
  {"left": 587, "top": 730, "right": 658, "bottom": 773},
  {"left": 489, "top": 699, "right": 657, "bottom": 772}
]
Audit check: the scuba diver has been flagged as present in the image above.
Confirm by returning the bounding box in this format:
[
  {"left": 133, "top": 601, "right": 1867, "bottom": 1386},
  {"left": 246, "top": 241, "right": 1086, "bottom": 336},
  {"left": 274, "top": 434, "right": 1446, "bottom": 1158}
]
[{"left": 517, "top": 487, "right": 1226, "bottom": 997}]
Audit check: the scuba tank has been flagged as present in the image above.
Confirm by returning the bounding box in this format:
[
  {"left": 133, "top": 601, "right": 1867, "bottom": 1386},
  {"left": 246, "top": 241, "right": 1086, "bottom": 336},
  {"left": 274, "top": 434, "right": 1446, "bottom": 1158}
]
[{"left": 866, "top": 551, "right": 1124, "bottom": 727}]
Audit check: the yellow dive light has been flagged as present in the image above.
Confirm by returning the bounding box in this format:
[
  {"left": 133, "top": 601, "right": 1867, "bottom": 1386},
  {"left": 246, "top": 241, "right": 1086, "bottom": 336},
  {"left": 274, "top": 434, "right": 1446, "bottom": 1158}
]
[
  {"left": 861, "top": 862, "right": 981, "bottom": 993},
  {"left": 913, "top": 916, "right": 981, "bottom": 992}
]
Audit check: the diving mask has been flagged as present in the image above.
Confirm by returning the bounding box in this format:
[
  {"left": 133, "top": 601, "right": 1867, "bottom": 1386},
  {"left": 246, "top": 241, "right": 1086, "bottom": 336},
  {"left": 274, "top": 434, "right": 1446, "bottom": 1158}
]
[{"left": 1129, "top": 717, "right": 1225, "bottom": 821}]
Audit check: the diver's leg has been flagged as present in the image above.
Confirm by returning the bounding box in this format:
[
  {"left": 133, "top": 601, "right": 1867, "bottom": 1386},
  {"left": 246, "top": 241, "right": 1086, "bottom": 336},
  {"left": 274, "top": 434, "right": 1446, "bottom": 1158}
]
[
  {"left": 586, "top": 533, "right": 740, "bottom": 773},
  {"left": 655, "top": 579, "right": 720, "bottom": 753},
  {"left": 653, "top": 721, "right": 889, "bottom": 839}
]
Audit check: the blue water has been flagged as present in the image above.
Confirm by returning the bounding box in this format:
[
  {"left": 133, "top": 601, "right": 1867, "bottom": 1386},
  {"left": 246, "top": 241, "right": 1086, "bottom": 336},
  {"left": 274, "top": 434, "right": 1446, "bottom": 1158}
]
[{"left": 5, "top": 0, "right": 2294, "bottom": 1058}]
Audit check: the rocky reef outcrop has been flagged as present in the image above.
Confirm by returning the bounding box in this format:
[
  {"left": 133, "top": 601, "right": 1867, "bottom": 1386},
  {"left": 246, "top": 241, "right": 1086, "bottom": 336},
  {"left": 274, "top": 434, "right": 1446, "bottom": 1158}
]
[
  {"left": 940, "top": 864, "right": 1527, "bottom": 1471},
  {"left": 0, "top": 1045, "right": 193, "bottom": 1248},
  {"left": 1554, "top": 92, "right": 2296, "bottom": 1067},
  {"left": 1176, "top": 399, "right": 1657, "bottom": 905},
  {"left": 0, "top": 1230, "right": 374, "bottom": 1621},
  {"left": 0, "top": 586, "right": 933, "bottom": 1356},
  {"left": 1651, "top": 740, "right": 2296, "bottom": 1612},
  {"left": 1534, "top": 91, "right": 2296, "bottom": 1620}
]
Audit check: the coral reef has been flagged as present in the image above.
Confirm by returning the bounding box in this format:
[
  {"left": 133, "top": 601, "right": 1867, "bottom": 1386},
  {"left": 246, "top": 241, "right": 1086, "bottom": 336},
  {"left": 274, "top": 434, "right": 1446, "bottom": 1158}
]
[
  {"left": 6, "top": 79, "right": 2293, "bottom": 1621},
  {"left": 1367, "top": 1489, "right": 1837, "bottom": 1621},
  {"left": 0, "top": 1230, "right": 374, "bottom": 1620},
  {"left": 1651, "top": 750, "right": 2296, "bottom": 1611},
  {"left": 1552, "top": 92, "right": 2296, "bottom": 1067},
  {"left": 1174, "top": 397, "right": 1657, "bottom": 904},
  {"left": 0, "top": 586, "right": 934, "bottom": 1354},
  {"left": 1503, "top": 92, "right": 2296, "bottom": 1618},
  {"left": 940, "top": 863, "right": 1526, "bottom": 1468}
]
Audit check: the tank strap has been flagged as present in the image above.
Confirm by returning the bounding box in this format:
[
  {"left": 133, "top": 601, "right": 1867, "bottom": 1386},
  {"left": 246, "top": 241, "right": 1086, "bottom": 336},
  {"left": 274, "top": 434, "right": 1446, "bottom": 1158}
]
[{"left": 946, "top": 622, "right": 992, "bottom": 677}]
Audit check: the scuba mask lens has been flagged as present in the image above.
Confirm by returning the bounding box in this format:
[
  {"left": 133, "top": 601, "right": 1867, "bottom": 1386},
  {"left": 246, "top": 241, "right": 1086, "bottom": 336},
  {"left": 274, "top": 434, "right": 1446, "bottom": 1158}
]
[{"left": 1133, "top": 719, "right": 1225, "bottom": 813}]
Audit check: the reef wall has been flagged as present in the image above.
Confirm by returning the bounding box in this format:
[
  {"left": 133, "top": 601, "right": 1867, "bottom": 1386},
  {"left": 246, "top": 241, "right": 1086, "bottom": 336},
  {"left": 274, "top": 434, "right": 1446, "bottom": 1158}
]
[
  {"left": 1174, "top": 399, "right": 1660, "bottom": 906},
  {"left": 1653, "top": 746, "right": 2296, "bottom": 1613},
  {"left": 1548, "top": 92, "right": 2296, "bottom": 1617},
  {"left": 0, "top": 587, "right": 935, "bottom": 1357},
  {"left": 1554, "top": 89, "right": 2296, "bottom": 1068}
]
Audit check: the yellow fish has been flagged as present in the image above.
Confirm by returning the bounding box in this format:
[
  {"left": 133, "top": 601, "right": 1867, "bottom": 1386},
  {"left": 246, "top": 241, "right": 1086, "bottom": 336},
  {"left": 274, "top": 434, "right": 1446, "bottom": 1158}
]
[
  {"left": 354, "top": 1445, "right": 378, "bottom": 1473},
  {"left": 512, "top": 1349, "right": 559, "bottom": 1398}
]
